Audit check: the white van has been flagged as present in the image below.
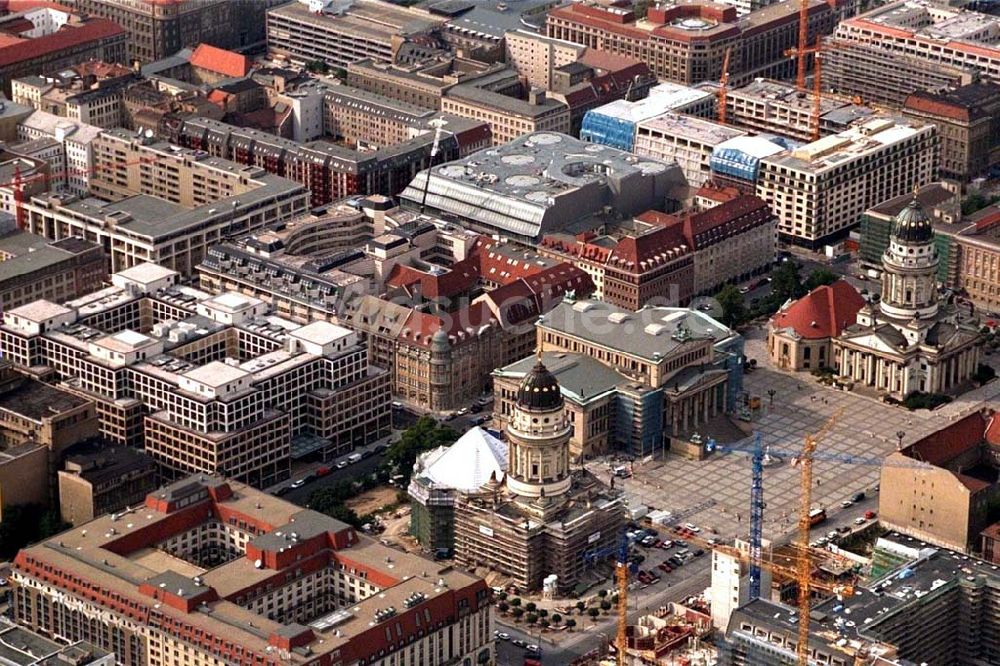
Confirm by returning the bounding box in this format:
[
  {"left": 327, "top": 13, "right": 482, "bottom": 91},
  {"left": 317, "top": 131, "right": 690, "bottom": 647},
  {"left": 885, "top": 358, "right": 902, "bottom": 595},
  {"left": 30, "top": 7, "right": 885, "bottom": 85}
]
[{"left": 347, "top": 452, "right": 363, "bottom": 464}]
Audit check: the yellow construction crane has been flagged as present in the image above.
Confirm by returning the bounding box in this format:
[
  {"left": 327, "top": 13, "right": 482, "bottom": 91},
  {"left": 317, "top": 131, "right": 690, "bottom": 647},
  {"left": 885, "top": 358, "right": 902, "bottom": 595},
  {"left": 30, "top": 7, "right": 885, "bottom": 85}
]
[
  {"left": 616, "top": 538, "right": 628, "bottom": 666},
  {"left": 794, "top": 409, "right": 845, "bottom": 666}
]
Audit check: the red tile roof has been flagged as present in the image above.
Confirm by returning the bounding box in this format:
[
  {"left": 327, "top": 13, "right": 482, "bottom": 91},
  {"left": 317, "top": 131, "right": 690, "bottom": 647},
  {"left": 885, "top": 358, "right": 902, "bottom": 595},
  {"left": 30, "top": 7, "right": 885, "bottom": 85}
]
[
  {"left": 385, "top": 254, "right": 480, "bottom": 300},
  {"left": 987, "top": 411, "right": 1000, "bottom": 447},
  {"left": 190, "top": 43, "right": 251, "bottom": 79},
  {"left": 0, "top": 0, "right": 73, "bottom": 12},
  {"left": 0, "top": 19, "right": 123, "bottom": 68},
  {"left": 903, "top": 411, "right": 990, "bottom": 467},
  {"left": 770, "top": 280, "right": 864, "bottom": 340}
]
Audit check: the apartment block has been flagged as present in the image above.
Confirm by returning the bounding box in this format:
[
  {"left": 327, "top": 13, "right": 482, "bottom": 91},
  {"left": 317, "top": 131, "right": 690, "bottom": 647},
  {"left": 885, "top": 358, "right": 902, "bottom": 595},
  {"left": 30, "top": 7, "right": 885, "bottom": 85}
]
[
  {"left": 22, "top": 128, "right": 310, "bottom": 275},
  {"left": 504, "top": 30, "right": 586, "bottom": 90},
  {"left": 835, "top": 1, "right": 1000, "bottom": 85},
  {"left": 0, "top": 225, "right": 105, "bottom": 314},
  {"left": 634, "top": 113, "right": 747, "bottom": 189},
  {"left": 546, "top": 0, "right": 849, "bottom": 85},
  {"left": 0, "top": 263, "right": 391, "bottom": 486},
  {"left": 820, "top": 37, "right": 978, "bottom": 109},
  {"left": 347, "top": 56, "right": 503, "bottom": 110},
  {"left": 757, "top": 117, "right": 938, "bottom": 248},
  {"left": 72, "top": 0, "right": 281, "bottom": 63},
  {"left": 10, "top": 476, "right": 493, "bottom": 666},
  {"left": 176, "top": 116, "right": 490, "bottom": 208},
  {"left": 11, "top": 61, "right": 135, "bottom": 129},
  {"left": 0, "top": 359, "right": 99, "bottom": 515},
  {"left": 442, "top": 84, "right": 570, "bottom": 145},
  {"left": 17, "top": 110, "right": 103, "bottom": 195},
  {"left": 266, "top": 0, "right": 444, "bottom": 69},
  {"left": 723, "top": 78, "right": 876, "bottom": 142},
  {"left": 58, "top": 442, "right": 158, "bottom": 526},
  {"left": 902, "top": 83, "right": 1000, "bottom": 181}
]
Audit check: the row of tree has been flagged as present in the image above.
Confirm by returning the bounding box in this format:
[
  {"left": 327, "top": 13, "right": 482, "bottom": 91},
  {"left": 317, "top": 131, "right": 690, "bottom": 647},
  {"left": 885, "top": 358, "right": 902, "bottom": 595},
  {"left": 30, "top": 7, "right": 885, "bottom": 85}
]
[{"left": 715, "top": 261, "right": 840, "bottom": 328}]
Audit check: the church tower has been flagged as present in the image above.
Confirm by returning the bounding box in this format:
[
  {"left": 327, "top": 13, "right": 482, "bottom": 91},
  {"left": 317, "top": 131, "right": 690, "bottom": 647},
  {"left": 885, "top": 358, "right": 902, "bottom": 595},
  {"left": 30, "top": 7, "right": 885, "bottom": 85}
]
[
  {"left": 505, "top": 358, "right": 572, "bottom": 499},
  {"left": 879, "top": 197, "right": 939, "bottom": 322}
]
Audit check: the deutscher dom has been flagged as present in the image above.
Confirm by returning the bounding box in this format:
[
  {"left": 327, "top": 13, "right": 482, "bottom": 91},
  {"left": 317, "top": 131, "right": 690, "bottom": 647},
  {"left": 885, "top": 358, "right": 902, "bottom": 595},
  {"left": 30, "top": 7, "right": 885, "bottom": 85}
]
[{"left": 834, "top": 197, "right": 981, "bottom": 397}]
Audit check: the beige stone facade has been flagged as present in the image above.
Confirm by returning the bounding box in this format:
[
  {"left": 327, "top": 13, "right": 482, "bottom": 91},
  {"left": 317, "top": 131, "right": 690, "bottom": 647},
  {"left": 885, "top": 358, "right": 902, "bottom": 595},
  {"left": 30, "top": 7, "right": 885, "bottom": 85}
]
[{"left": 504, "top": 31, "right": 585, "bottom": 90}]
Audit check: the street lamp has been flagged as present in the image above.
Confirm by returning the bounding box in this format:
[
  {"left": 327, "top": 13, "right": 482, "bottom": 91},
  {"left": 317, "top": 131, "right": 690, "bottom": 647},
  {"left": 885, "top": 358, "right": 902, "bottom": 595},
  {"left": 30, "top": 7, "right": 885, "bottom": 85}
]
[
  {"left": 896, "top": 430, "right": 906, "bottom": 450},
  {"left": 767, "top": 388, "right": 776, "bottom": 406}
]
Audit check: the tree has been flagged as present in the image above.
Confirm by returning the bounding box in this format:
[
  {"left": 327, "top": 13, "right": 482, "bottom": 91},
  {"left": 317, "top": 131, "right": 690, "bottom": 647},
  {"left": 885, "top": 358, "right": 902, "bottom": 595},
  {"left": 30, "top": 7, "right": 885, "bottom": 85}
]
[
  {"left": 0, "top": 505, "right": 67, "bottom": 560},
  {"left": 715, "top": 284, "right": 747, "bottom": 327},
  {"left": 511, "top": 598, "right": 522, "bottom": 607},
  {"left": 566, "top": 618, "right": 577, "bottom": 631},
  {"left": 498, "top": 602, "right": 509, "bottom": 614},
  {"left": 308, "top": 485, "right": 365, "bottom": 528},
  {"left": 576, "top": 601, "right": 587, "bottom": 614},
  {"left": 304, "top": 60, "right": 330, "bottom": 74},
  {"left": 511, "top": 607, "right": 524, "bottom": 620},
  {"left": 804, "top": 268, "right": 838, "bottom": 291},
  {"left": 597, "top": 589, "right": 608, "bottom": 598},
  {"left": 770, "top": 261, "right": 805, "bottom": 302},
  {"left": 600, "top": 600, "right": 612, "bottom": 612},
  {"left": 551, "top": 613, "right": 562, "bottom": 625},
  {"left": 537, "top": 609, "right": 548, "bottom": 618},
  {"left": 587, "top": 608, "right": 600, "bottom": 622},
  {"left": 540, "top": 619, "right": 550, "bottom": 629},
  {"left": 386, "top": 417, "right": 459, "bottom": 485},
  {"left": 526, "top": 613, "right": 538, "bottom": 625},
  {"left": 525, "top": 601, "right": 537, "bottom": 612},
  {"left": 496, "top": 591, "right": 507, "bottom": 601}
]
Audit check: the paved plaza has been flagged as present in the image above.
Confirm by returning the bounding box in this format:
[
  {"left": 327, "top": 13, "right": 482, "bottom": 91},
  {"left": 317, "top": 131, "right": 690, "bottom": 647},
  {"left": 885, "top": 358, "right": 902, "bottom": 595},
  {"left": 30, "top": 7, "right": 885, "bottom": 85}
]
[{"left": 589, "top": 327, "right": 1000, "bottom": 545}]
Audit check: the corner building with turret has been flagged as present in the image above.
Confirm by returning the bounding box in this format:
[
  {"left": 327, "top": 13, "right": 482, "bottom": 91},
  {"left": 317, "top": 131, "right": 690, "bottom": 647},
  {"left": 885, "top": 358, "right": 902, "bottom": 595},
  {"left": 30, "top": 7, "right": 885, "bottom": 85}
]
[{"left": 453, "top": 358, "right": 625, "bottom": 594}]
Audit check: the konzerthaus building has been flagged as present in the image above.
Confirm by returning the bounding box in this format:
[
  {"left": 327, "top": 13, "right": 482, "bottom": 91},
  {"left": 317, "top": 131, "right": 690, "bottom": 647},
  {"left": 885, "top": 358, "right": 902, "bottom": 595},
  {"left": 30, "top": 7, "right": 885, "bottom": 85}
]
[
  {"left": 10, "top": 476, "right": 493, "bottom": 666},
  {"left": 0, "top": 263, "right": 390, "bottom": 487}
]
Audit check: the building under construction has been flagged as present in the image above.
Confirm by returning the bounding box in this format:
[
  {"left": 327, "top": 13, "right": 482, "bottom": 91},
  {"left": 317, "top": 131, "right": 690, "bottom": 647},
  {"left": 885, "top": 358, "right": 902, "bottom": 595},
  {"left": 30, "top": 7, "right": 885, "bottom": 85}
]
[
  {"left": 453, "top": 359, "right": 625, "bottom": 594},
  {"left": 719, "top": 532, "right": 1000, "bottom": 665}
]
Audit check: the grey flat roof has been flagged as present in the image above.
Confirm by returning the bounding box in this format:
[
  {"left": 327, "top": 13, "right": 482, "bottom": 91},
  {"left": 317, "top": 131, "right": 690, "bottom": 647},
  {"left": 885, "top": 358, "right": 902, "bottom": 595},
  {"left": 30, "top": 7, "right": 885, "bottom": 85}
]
[
  {"left": 495, "top": 351, "right": 630, "bottom": 403},
  {"left": 538, "top": 299, "right": 735, "bottom": 362},
  {"left": 445, "top": 83, "right": 566, "bottom": 117}
]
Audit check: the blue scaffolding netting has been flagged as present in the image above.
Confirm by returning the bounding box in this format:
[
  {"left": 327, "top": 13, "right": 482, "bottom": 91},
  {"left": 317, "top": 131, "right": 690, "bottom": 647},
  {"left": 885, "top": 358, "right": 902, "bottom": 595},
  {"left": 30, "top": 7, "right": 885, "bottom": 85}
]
[{"left": 580, "top": 111, "right": 636, "bottom": 151}]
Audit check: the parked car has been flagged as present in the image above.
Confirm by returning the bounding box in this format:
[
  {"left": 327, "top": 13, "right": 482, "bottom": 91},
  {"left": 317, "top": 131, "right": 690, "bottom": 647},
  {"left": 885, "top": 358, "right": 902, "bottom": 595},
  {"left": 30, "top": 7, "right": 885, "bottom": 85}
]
[
  {"left": 290, "top": 478, "right": 307, "bottom": 489},
  {"left": 316, "top": 466, "right": 331, "bottom": 477},
  {"left": 840, "top": 500, "right": 853, "bottom": 508},
  {"left": 495, "top": 632, "right": 511, "bottom": 641},
  {"left": 336, "top": 460, "right": 349, "bottom": 469},
  {"left": 512, "top": 639, "right": 526, "bottom": 648},
  {"left": 854, "top": 517, "right": 866, "bottom": 525},
  {"left": 864, "top": 510, "right": 877, "bottom": 520},
  {"left": 852, "top": 491, "right": 866, "bottom": 503}
]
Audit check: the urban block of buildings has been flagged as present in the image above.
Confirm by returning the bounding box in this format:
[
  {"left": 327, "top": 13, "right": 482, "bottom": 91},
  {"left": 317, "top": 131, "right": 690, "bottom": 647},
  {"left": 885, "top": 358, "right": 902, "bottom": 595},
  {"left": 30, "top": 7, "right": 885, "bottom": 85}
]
[
  {"left": 0, "top": 359, "right": 99, "bottom": 519},
  {"left": 539, "top": 194, "right": 777, "bottom": 306},
  {"left": 756, "top": 116, "right": 938, "bottom": 248},
  {"left": 880, "top": 408, "right": 1000, "bottom": 553},
  {"left": 721, "top": 532, "right": 1000, "bottom": 665},
  {"left": 580, "top": 81, "right": 716, "bottom": 152},
  {"left": 74, "top": 0, "right": 282, "bottom": 63},
  {"left": 820, "top": 36, "right": 979, "bottom": 109},
  {"left": 834, "top": 1, "right": 1000, "bottom": 86},
  {"left": 634, "top": 113, "right": 748, "bottom": 189},
  {"left": 57, "top": 440, "right": 159, "bottom": 527},
  {"left": 721, "top": 77, "right": 875, "bottom": 142},
  {"left": 0, "top": 218, "right": 105, "bottom": 314},
  {"left": 0, "top": 262, "right": 391, "bottom": 488},
  {"left": 0, "top": 5, "right": 126, "bottom": 95},
  {"left": 453, "top": 358, "right": 626, "bottom": 593},
  {"left": 266, "top": 0, "right": 446, "bottom": 70},
  {"left": 21, "top": 127, "right": 310, "bottom": 275},
  {"left": 11, "top": 476, "right": 493, "bottom": 666},
  {"left": 545, "top": 0, "right": 853, "bottom": 85},
  {"left": 902, "top": 83, "right": 1000, "bottom": 182},
  {"left": 400, "top": 131, "right": 684, "bottom": 243},
  {"left": 0, "top": 616, "right": 112, "bottom": 666}
]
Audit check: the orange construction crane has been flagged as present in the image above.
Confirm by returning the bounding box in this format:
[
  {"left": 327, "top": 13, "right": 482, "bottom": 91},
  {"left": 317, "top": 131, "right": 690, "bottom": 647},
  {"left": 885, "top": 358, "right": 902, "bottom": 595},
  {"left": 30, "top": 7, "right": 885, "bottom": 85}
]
[
  {"left": 796, "top": 0, "right": 809, "bottom": 90},
  {"left": 794, "top": 409, "right": 844, "bottom": 666},
  {"left": 810, "top": 42, "right": 822, "bottom": 141},
  {"left": 717, "top": 46, "right": 732, "bottom": 125}
]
